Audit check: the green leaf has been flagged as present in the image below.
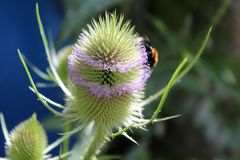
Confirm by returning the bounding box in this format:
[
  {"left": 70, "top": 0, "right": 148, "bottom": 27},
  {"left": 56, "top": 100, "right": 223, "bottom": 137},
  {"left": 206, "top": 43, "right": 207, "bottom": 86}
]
[
  {"left": 36, "top": 3, "right": 72, "bottom": 97},
  {"left": 29, "top": 87, "right": 65, "bottom": 109},
  {"left": 21, "top": 54, "right": 51, "bottom": 81},
  {"left": 44, "top": 134, "right": 71, "bottom": 154},
  {"left": 140, "top": 26, "right": 212, "bottom": 107},
  {"left": 18, "top": 50, "right": 63, "bottom": 116},
  {"left": 147, "top": 58, "right": 188, "bottom": 124},
  {"left": 0, "top": 113, "right": 9, "bottom": 145}
]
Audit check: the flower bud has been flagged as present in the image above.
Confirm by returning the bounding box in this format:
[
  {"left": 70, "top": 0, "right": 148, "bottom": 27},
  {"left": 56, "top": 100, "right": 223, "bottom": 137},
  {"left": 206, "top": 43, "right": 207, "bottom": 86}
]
[
  {"left": 65, "top": 12, "right": 151, "bottom": 133},
  {"left": 6, "top": 114, "right": 47, "bottom": 160}
]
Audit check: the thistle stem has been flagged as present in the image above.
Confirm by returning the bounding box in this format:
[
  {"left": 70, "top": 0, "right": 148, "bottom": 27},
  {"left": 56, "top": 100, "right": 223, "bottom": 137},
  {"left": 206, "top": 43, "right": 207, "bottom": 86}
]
[
  {"left": 82, "top": 125, "right": 106, "bottom": 160},
  {"left": 62, "top": 122, "right": 70, "bottom": 160}
]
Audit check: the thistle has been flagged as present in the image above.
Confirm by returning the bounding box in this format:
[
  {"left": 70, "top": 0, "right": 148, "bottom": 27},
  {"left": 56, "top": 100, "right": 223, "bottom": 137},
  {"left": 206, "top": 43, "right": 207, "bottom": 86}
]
[
  {"left": 65, "top": 12, "right": 151, "bottom": 134},
  {"left": 0, "top": 114, "right": 70, "bottom": 160},
  {"left": 16, "top": 4, "right": 212, "bottom": 160},
  {"left": 6, "top": 114, "right": 47, "bottom": 160}
]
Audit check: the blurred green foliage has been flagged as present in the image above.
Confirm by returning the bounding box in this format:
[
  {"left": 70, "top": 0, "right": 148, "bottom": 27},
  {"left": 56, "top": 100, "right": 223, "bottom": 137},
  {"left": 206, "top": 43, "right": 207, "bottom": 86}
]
[{"left": 47, "top": 0, "right": 240, "bottom": 159}]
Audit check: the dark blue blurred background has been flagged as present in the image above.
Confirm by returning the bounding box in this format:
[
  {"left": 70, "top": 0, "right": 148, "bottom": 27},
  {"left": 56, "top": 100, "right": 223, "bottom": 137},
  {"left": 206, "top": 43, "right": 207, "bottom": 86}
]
[{"left": 0, "top": 0, "right": 63, "bottom": 156}]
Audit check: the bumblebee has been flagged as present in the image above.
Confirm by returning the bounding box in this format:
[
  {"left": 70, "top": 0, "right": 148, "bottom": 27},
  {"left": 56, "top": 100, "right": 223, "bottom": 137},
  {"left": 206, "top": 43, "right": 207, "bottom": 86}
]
[{"left": 137, "top": 36, "right": 158, "bottom": 69}]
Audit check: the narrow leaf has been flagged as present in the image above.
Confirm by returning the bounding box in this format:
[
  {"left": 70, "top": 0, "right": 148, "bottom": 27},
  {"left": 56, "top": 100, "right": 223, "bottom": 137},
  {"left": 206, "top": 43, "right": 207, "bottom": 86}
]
[
  {"left": 44, "top": 135, "right": 70, "bottom": 154},
  {"left": 36, "top": 3, "right": 72, "bottom": 97},
  {"left": 0, "top": 113, "right": 10, "bottom": 144},
  {"left": 36, "top": 82, "right": 57, "bottom": 88},
  {"left": 22, "top": 54, "right": 51, "bottom": 81},
  {"left": 18, "top": 50, "right": 62, "bottom": 116},
  {"left": 140, "top": 27, "right": 212, "bottom": 107},
  {"left": 29, "top": 87, "right": 65, "bottom": 109},
  {"left": 147, "top": 58, "right": 188, "bottom": 124}
]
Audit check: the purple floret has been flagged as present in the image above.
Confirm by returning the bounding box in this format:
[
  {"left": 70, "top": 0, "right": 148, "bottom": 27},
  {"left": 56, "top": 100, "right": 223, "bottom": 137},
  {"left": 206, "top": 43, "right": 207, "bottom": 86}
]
[{"left": 68, "top": 37, "right": 150, "bottom": 98}]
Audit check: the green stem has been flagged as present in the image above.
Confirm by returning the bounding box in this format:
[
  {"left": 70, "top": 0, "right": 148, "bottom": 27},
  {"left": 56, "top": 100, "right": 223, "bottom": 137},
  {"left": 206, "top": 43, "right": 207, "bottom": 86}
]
[
  {"left": 62, "top": 122, "right": 70, "bottom": 160},
  {"left": 82, "top": 125, "right": 106, "bottom": 160}
]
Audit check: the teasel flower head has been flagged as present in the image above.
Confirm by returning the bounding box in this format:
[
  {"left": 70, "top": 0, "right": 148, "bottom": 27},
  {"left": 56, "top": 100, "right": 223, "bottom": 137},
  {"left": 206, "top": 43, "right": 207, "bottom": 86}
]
[
  {"left": 6, "top": 114, "right": 47, "bottom": 160},
  {"left": 66, "top": 12, "right": 151, "bottom": 133}
]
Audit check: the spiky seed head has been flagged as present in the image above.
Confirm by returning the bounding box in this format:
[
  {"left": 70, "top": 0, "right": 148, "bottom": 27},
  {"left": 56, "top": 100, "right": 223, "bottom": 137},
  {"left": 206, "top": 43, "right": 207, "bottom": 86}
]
[
  {"left": 66, "top": 12, "right": 151, "bottom": 133},
  {"left": 6, "top": 114, "right": 47, "bottom": 160}
]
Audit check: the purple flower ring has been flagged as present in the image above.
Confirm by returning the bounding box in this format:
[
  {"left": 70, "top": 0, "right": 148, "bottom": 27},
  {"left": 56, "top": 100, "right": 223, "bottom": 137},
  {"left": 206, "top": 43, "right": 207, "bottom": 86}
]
[{"left": 65, "top": 12, "right": 152, "bottom": 132}]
